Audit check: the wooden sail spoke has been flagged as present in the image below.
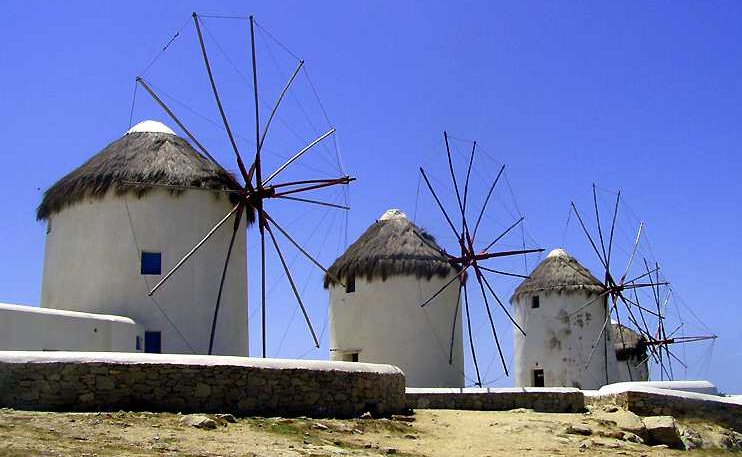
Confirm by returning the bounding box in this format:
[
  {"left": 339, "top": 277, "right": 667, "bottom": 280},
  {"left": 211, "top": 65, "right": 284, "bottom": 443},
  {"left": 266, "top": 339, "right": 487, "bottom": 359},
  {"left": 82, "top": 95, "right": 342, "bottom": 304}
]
[
  {"left": 462, "top": 283, "right": 482, "bottom": 387},
  {"left": 135, "top": 77, "right": 225, "bottom": 171},
  {"left": 593, "top": 184, "right": 609, "bottom": 265},
  {"left": 264, "top": 220, "right": 320, "bottom": 348},
  {"left": 478, "top": 267, "right": 526, "bottom": 336},
  {"left": 419, "top": 167, "right": 462, "bottom": 240},
  {"left": 472, "top": 164, "right": 505, "bottom": 239},
  {"left": 619, "top": 222, "right": 644, "bottom": 284},
  {"left": 616, "top": 291, "right": 662, "bottom": 318},
  {"left": 606, "top": 191, "right": 621, "bottom": 271},
  {"left": 477, "top": 265, "right": 530, "bottom": 279},
  {"left": 568, "top": 290, "right": 609, "bottom": 317},
  {"left": 259, "top": 212, "right": 268, "bottom": 357},
  {"left": 263, "top": 128, "right": 336, "bottom": 185},
  {"left": 483, "top": 217, "right": 525, "bottom": 252},
  {"left": 261, "top": 211, "right": 342, "bottom": 286},
  {"left": 448, "top": 283, "right": 463, "bottom": 365},
  {"left": 271, "top": 176, "right": 354, "bottom": 197},
  {"left": 149, "top": 202, "right": 243, "bottom": 296},
  {"left": 249, "top": 15, "right": 263, "bottom": 193},
  {"left": 420, "top": 263, "right": 470, "bottom": 308},
  {"left": 258, "top": 60, "right": 305, "bottom": 152},
  {"left": 571, "top": 202, "right": 608, "bottom": 271},
  {"left": 472, "top": 265, "right": 509, "bottom": 376},
  {"left": 461, "top": 140, "right": 476, "bottom": 219},
  {"left": 443, "top": 132, "right": 467, "bottom": 231},
  {"left": 208, "top": 204, "right": 244, "bottom": 354},
  {"left": 192, "top": 13, "right": 251, "bottom": 184},
  {"left": 466, "top": 247, "right": 543, "bottom": 263},
  {"left": 275, "top": 195, "right": 349, "bottom": 210}
]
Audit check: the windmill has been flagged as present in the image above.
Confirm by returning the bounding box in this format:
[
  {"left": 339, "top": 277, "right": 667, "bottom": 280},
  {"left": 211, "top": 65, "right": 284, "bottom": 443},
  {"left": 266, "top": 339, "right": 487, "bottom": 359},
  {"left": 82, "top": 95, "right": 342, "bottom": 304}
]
[
  {"left": 131, "top": 13, "right": 353, "bottom": 357},
  {"left": 416, "top": 132, "right": 544, "bottom": 386},
  {"left": 568, "top": 184, "right": 717, "bottom": 381}
]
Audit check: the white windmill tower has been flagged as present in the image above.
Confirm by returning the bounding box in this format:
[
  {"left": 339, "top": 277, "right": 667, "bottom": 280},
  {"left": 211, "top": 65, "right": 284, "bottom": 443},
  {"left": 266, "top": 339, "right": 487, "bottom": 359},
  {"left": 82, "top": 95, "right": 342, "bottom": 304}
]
[
  {"left": 510, "top": 248, "right": 619, "bottom": 389},
  {"left": 38, "top": 120, "right": 249, "bottom": 356},
  {"left": 325, "top": 209, "right": 465, "bottom": 388}
]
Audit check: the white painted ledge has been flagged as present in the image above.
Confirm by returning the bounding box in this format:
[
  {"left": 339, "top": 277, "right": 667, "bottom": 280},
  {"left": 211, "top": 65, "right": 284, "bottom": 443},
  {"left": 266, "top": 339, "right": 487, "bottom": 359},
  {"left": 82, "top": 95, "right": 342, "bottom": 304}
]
[
  {"left": 406, "top": 387, "right": 581, "bottom": 394},
  {"left": 0, "top": 303, "right": 137, "bottom": 325},
  {"left": 595, "top": 382, "right": 741, "bottom": 406},
  {"left": 0, "top": 351, "right": 403, "bottom": 375}
]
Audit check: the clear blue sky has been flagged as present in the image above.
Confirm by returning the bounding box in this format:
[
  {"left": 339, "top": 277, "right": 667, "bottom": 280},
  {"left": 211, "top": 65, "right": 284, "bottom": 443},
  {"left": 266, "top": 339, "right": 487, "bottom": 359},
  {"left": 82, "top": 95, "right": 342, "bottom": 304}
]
[{"left": 0, "top": 1, "right": 739, "bottom": 392}]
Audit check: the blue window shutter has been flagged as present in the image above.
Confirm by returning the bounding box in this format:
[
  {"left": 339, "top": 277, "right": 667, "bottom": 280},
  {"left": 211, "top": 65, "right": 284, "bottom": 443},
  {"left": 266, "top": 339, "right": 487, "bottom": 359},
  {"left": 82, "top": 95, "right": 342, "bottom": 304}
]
[{"left": 141, "top": 252, "right": 162, "bottom": 275}]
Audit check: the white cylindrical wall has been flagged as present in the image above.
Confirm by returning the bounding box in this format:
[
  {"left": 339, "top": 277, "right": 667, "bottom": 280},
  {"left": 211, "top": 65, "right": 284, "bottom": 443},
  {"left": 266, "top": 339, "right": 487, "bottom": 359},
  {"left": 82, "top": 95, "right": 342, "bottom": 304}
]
[
  {"left": 41, "top": 189, "right": 248, "bottom": 356},
  {"left": 513, "top": 291, "right": 618, "bottom": 390},
  {"left": 329, "top": 274, "right": 464, "bottom": 388},
  {"left": 616, "top": 354, "right": 649, "bottom": 383},
  {"left": 0, "top": 303, "right": 143, "bottom": 352}
]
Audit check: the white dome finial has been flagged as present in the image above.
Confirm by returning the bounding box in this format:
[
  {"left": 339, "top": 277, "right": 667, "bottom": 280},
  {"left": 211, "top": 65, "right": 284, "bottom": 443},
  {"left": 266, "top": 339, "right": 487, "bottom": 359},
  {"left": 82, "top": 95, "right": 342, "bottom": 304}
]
[
  {"left": 379, "top": 209, "right": 407, "bottom": 221},
  {"left": 547, "top": 248, "right": 569, "bottom": 258},
  {"left": 126, "top": 120, "right": 176, "bottom": 135}
]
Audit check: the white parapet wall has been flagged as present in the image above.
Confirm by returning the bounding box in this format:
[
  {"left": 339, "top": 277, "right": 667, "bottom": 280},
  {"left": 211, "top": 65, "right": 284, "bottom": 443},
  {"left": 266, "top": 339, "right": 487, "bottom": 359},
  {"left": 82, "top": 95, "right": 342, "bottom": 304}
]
[
  {"left": 0, "top": 303, "right": 143, "bottom": 352},
  {"left": 0, "top": 351, "right": 407, "bottom": 418}
]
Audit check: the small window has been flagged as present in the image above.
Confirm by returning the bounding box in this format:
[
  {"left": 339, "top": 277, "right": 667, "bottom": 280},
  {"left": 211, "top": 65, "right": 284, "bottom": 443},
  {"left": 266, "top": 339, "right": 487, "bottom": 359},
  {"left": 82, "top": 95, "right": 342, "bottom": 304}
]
[
  {"left": 533, "top": 368, "right": 545, "bottom": 387},
  {"left": 144, "top": 331, "right": 162, "bottom": 353},
  {"left": 345, "top": 275, "right": 356, "bottom": 293},
  {"left": 135, "top": 335, "right": 142, "bottom": 351},
  {"left": 531, "top": 295, "right": 540, "bottom": 309},
  {"left": 141, "top": 252, "right": 162, "bottom": 275},
  {"left": 341, "top": 351, "right": 359, "bottom": 362}
]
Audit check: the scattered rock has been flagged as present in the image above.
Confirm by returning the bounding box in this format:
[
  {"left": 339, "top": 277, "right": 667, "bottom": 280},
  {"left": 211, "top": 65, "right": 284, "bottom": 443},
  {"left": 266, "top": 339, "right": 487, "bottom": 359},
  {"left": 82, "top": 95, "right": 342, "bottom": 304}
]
[
  {"left": 313, "top": 423, "right": 329, "bottom": 430},
  {"left": 717, "top": 430, "right": 742, "bottom": 451},
  {"left": 622, "top": 432, "right": 644, "bottom": 444},
  {"left": 391, "top": 414, "right": 415, "bottom": 422},
  {"left": 360, "top": 412, "right": 373, "bottom": 419},
  {"left": 215, "top": 413, "right": 237, "bottom": 423},
  {"left": 555, "top": 436, "right": 571, "bottom": 444},
  {"left": 603, "top": 405, "right": 619, "bottom": 413},
  {"left": 679, "top": 425, "right": 703, "bottom": 450},
  {"left": 508, "top": 408, "right": 533, "bottom": 414},
  {"left": 603, "top": 409, "right": 646, "bottom": 437},
  {"left": 643, "top": 416, "right": 684, "bottom": 449},
  {"left": 578, "top": 439, "right": 593, "bottom": 452},
  {"left": 566, "top": 424, "right": 593, "bottom": 436},
  {"left": 179, "top": 414, "right": 217, "bottom": 430},
  {"left": 599, "top": 430, "right": 624, "bottom": 440},
  {"left": 384, "top": 448, "right": 397, "bottom": 454},
  {"left": 404, "top": 434, "right": 417, "bottom": 440}
]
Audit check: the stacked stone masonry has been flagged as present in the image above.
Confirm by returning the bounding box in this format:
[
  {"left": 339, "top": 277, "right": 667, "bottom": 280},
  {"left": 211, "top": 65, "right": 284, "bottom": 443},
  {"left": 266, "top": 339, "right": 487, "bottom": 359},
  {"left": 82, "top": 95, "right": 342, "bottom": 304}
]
[
  {"left": 588, "top": 390, "right": 742, "bottom": 432},
  {"left": 0, "top": 353, "right": 406, "bottom": 418},
  {"left": 406, "top": 388, "right": 584, "bottom": 413}
]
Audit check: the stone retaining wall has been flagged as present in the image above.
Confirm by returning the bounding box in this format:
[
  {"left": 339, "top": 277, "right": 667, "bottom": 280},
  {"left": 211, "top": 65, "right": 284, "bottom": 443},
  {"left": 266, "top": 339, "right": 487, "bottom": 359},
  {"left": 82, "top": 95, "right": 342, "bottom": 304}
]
[
  {"left": 406, "top": 387, "right": 584, "bottom": 413},
  {"left": 588, "top": 389, "right": 742, "bottom": 432},
  {"left": 0, "top": 352, "right": 406, "bottom": 418}
]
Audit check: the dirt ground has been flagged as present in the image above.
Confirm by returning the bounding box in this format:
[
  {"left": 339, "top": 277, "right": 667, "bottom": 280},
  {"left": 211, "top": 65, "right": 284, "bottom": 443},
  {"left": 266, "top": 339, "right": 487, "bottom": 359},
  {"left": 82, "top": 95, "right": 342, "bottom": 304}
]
[{"left": 0, "top": 407, "right": 737, "bottom": 456}]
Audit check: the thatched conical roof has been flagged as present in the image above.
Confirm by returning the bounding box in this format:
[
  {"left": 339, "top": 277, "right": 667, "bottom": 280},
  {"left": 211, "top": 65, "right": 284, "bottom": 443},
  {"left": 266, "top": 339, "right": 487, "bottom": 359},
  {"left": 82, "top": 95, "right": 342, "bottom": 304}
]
[
  {"left": 37, "top": 120, "right": 244, "bottom": 221},
  {"left": 612, "top": 323, "right": 647, "bottom": 360},
  {"left": 510, "top": 248, "right": 604, "bottom": 302},
  {"left": 324, "top": 209, "right": 455, "bottom": 288}
]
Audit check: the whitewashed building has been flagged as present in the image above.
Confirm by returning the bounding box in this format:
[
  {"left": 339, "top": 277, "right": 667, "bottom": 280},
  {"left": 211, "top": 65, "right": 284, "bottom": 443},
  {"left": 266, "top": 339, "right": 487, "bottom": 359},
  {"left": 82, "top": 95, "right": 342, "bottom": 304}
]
[
  {"left": 510, "top": 248, "right": 619, "bottom": 389},
  {"left": 35, "top": 120, "right": 248, "bottom": 356},
  {"left": 0, "top": 302, "right": 143, "bottom": 352},
  {"left": 325, "top": 209, "right": 464, "bottom": 388}
]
